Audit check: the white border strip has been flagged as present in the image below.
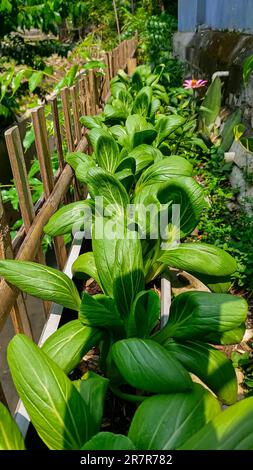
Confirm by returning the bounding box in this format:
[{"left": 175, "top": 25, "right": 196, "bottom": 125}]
[
  {"left": 160, "top": 277, "right": 171, "bottom": 329},
  {"left": 14, "top": 234, "right": 84, "bottom": 438}
]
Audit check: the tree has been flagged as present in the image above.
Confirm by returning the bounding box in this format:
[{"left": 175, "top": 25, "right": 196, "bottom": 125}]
[{"left": 0, "top": 0, "right": 88, "bottom": 38}]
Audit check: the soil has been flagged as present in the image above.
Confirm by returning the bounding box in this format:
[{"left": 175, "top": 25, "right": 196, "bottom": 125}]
[
  {"left": 101, "top": 391, "right": 137, "bottom": 435},
  {"left": 84, "top": 278, "right": 102, "bottom": 296}
]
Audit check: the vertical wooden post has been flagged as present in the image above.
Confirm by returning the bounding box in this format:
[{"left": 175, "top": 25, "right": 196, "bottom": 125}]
[
  {"left": 0, "top": 192, "right": 33, "bottom": 337},
  {"left": 84, "top": 75, "right": 92, "bottom": 116},
  {"left": 79, "top": 76, "right": 87, "bottom": 122},
  {"left": 118, "top": 44, "right": 122, "bottom": 70},
  {"left": 129, "top": 38, "right": 132, "bottom": 57},
  {"left": 126, "top": 39, "right": 129, "bottom": 63},
  {"left": 93, "top": 72, "right": 101, "bottom": 112},
  {"left": 134, "top": 33, "right": 138, "bottom": 51},
  {"left": 70, "top": 84, "right": 84, "bottom": 201},
  {"left": 102, "top": 53, "right": 110, "bottom": 101},
  {"left": 70, "top": 84, "right": 82, "bottom": 145},
  {"left": 61, "top": 87, "right": 82, "bottom": 201},
  {"left": 32, "top": 106, "right": 67, "bottom": 272},
  {"left": 5, "top": 126, "right": 35, "bottom": 232},
  {"left": 127, "top": 57, "right": 137, "bottom": 75},
  {"left": 27, "top": 109, "right": 52, "bottom": 312},
  {"left": 5, "top": 125, "right": 49, "bottom": 318},
  {"left": 114, "top": 47, "right": 118, "bottom": 75},
  {"left": 88, "top": 70, "right": 97, "bottom": 115},
  {"left": 100, "top": 56, "right": 106, "bottom": 103},
  {"left": 105, "top": 52, "right": 111, "bottom": 86},
  {"left": 31, "top": 106, "right": 54, "bottom": 198},
  {"left": 49, "top": 95, "right": 65, "bottom": 171},
  {"left": 61, "top": 87, "right": 75, "bottom": 152},
  {"left": 122, "top": 40, "right": 126, "bottom": 68},
  {"left": 125, "top": 39, "right": 128, "bottom": 66},
  {"left": 112, "top": 47, "right": 119, "bottom": 76},
  {"left": 49, "top": 95, "right": 71, "bottom": 205},
  {"left": 111, "top": 48, "right": 116, "bottom": 77},
  {"left": 117, "top": 45, "right": 121, "bottom": 71},
  {"left": 118, "top": 43, "right": 121, "bottom": 69},
  {"left": 133, "top": 37, "right": 136, "bottom": 55},
  {"left": 0, "top": 381, "right": 8, "bottom": 408},
  {"left": 108, "top": 51, "right": 113, "bottom": 80}
]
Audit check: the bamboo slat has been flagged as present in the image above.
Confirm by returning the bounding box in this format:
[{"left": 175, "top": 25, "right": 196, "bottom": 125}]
[
  {"left": 103, "top": 52, "right": 110, "bottom": 100},
  {"left": 49, "top": 95, "right": 64, "bottom": 171},
  {"left": 117, "top": 45, "right": 121, "bottom": 72},
  {"left": 107, "top": 51, "right": 113, "bottom": 81},
  {"left": 32, "top": 106, "right": 67, "bottom": 275},
  {"left": 88, "top": 70, "right": 97, "bottom": 115},
  {"left": 126, "top": 40, "right": 130, "bottom": 61},
  {"left": 0, "top": 381, "right": 8, "bottom": 408},
  {"left": 84, "top": 75, "right": 91, "bottom": 115},
  {"left": 127, "top": 57, "right": 137, "bottom": 75},
  {"left": 10, "top": 295, "right": 33, "bottom": 336},
  {"left": 112, "top": 47, "right": 117, "bottom": 76},
  {"left": 0, "top": 164, "right": 74, "bottom": 331},
  {"left": 123, "top": 40, "right": 127, "bottom": 67},
  {"left": 61, "top": 87, "right": 75, "bottom": 152},
  {"left": 119, "top": 42, "right": 124, "bottom": 69},
  {"left": 0, "top": 193, "right": 33, "bottom": 337},
  {"left": 70, "top": 84, "right": 81, "bottom": 145},
  {"left": 79, "top": 77, "right": 87, "bottom": 122},
  {"left": 5, "top": 126, "right": 35, "bottom": 232},
  {"left": 31, "top": 106, "right": 54, "bottom": 198},
  {"left": 4, "top": 125, "right": 50, "bottom": 317},
  {"left": 62, "top": 85, "right": 82, "bottom": 199}
]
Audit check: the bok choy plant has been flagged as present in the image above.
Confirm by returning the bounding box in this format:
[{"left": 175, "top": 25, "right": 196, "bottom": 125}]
[
  {"left": 4, "top": 316, "right": 252, "bottom": 450},
  {"left": 0, "top": 230, "right": 247, "bottom": 408},
  {"left": 45, "top": 132, "right": 236, "bottom": 293},
  {"left": 0, "top": 63, "right": 250, "bottom": 451},
  {"left": 0, "top": 234, "right": 248, "bottom": 449},
  {"left": 2, "top": 364, "right": 253, "bottom": 451}
]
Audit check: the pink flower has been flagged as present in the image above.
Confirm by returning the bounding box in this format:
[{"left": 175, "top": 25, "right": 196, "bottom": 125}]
[{"left": 183, "top": 79, "right": 208, "bottom": 89}]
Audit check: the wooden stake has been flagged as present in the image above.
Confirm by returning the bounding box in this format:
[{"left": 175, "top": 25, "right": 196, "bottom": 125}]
[
  {"left": 70, "top": 84, "right": 82, "bottom": 145},
  {"left": 0, "top": 381, "right": 8, "bottom": 408},
  {"left": 49, "top": 95, "right": 65, "bottom": 171},
  {"left": 0, "top": 192, "right": 33, "bottom": 337},
  {"left": 32, "top": 106, "right": 67, "bottom": 276},
  {"left": 5, "top": 126, "right": 35, "bottom": 233},
  {"left": 105, "top": 52, "right": 111, "bottom": 88},
  {"left": 84, "top": 75, "right": 92, "bottom": 116},
  {"left": 0, "top": 163, "right": 74, "bottom": 331},
  {"left": 31, "top": 106, "right": 54, "bottom": 198},
  {"left": 88, "top": 70, "right": 97, "bottom": 115},
  {"left": 79, "top": 77, "right": 87, "bottom": 123},
  {"left": 127, "top": 57, "right": 137, "bottom": 75},
  {"left": 61, "top": 87, "right": 75, "bottom": 152}
]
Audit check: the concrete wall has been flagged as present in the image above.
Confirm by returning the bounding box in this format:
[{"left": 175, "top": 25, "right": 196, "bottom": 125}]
[{"left": 178, "top": 0, "right": 253, "bottom": 33}]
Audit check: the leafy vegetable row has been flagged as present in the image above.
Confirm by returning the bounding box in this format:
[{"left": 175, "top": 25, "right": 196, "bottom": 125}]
[{"left": 0, "top": 64, "right": 251, "bottom": 450}]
